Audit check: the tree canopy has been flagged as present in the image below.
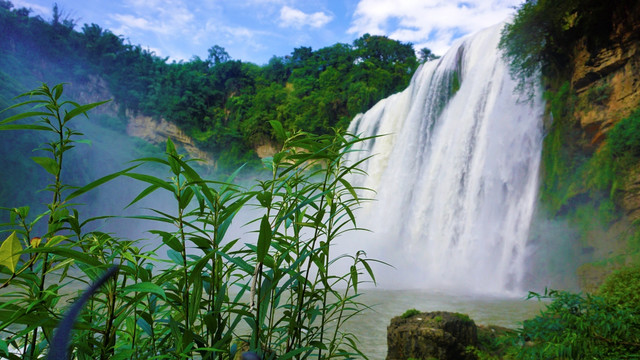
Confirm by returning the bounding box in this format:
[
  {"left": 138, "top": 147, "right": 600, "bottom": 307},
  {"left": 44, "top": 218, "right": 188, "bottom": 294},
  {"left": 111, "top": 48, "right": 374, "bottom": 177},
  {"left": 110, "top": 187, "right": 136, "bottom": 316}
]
[{"left": 0, "top": 1, "right": 424, "bottom": 170}]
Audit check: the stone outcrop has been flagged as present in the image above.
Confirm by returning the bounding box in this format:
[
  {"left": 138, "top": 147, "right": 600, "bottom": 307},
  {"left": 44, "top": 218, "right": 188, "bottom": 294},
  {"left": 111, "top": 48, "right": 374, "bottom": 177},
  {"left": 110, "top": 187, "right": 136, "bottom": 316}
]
[
  {"left": 571, "top": 5, "right": 640, "bottom": 148},
  {"left": 387, "top": 311, "right": 477, "bottom": 360},
  {"left": 126, "top": 114, "right": 214, "bottom": 165},
  {"left": 67, "top": 74, "right": 215, "bottom": 166}
]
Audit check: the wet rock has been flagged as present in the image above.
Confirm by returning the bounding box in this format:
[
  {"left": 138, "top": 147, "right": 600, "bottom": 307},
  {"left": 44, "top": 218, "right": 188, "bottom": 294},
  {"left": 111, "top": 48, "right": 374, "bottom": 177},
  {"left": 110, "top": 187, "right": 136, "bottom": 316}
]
[{"left": 387, "top": 311, "right": 477, "bottom": 360}]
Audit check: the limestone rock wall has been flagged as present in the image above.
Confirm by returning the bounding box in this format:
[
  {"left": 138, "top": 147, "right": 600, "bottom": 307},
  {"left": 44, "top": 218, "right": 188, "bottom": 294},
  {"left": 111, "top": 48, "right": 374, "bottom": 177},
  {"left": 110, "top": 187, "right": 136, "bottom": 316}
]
[
  {"left": 126, "top": 114, "right": 214, "bottom": 165},
  {"left": 571, "top": 8, "right": 640, "bottom": 148}
]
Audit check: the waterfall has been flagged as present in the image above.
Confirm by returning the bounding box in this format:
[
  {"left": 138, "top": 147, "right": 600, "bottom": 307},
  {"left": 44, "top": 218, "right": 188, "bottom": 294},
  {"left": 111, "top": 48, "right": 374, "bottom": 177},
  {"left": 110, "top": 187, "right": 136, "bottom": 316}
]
[{"left": 346, "top": 23, "right": 544, "bottom": 295}]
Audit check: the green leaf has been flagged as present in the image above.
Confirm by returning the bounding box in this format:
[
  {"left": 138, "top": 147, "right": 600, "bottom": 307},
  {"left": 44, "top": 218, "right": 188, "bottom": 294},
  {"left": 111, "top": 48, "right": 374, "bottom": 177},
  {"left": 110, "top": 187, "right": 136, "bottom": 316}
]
[
  {"left": 22, "top": 247, "right": 101, "bottom": 267},
  {"left": 256, "top": 191, "right": 272, "bottom": 208},
  {"left": 125, "top": 184, "right": 160, "bottom": 209},
  {"left": 136, "top": 317, "right": 153, "bottom": 336},
  {"left": 0, "top": 232, "right": 22, "bottom": 273},
  {"left": 257, "top": 215, "right": 271, "bottom": 263},
  {"left": 166, "top": 139, "right": 180, "bottom": 175},
  {"left": 167, "top": 249, "right": 183, "bottom": 265},
  {"left": 31, "top": 157, "right": 58, "bottom": 176},
  {"left": 0, "top": 124, "right": 51, "bottom": 131},
  {"left": 269, "top": 120, "right": 286, "bottom": 142},
  {"left": 124, "top": 172, "right": 174, "bottom": 192},
  {"left": 62, "top": 100, "right": 111, "bottom": 122},
  {"left": 121, "top": 282, "right": 167, "bottom": 300},
  {"left": 0, "top": 111, "right": 51, "bottom": 125},
  {"left": 67, "top": 165, "right": 140, "bottom": 201},
  {"left": 350, "top": 265, "right": 358, "bottom": 293},
  {"left": 278, "top": 347, "right": 312, "bottom": 360}
]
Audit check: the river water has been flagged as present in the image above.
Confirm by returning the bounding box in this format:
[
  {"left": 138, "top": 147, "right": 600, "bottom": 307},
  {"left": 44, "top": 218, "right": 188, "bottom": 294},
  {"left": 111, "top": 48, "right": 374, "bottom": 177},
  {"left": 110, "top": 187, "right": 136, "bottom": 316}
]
[{"left": 343, "top": 289, "right": 546, "bottom": 359}]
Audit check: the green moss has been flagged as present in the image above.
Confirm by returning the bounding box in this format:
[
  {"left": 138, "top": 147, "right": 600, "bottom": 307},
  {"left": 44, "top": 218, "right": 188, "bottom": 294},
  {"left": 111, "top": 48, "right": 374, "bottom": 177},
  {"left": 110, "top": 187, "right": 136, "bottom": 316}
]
[
  {"left": 453, "top": 312, "right": 471, "bottom": 322},
  {"left": 599, "top": 264, "right": 640, "bottom": 309},
  {"left": 451, "top": 70, "right": 461, "bottom": 96},
  {"left": 401, "top": 309, "right": 421, "bottom": 318},
  {"left": 609, "top": 108, "right": 640, "bottom": 158}
]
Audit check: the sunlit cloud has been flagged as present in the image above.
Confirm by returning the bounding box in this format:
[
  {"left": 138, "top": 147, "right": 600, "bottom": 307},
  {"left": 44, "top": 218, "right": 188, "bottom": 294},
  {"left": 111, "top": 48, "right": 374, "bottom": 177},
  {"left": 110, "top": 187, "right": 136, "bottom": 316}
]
[
  {"left": 279, "top": 5, "right": 333, "bottom": 29},
  {"left": 348, "top": 0, "right": 521, "bottom": 55},
  {"left": 11, "top": 0, "right": 51, "bottom": 16},
  {"left": 110, "top": 0, "right": 195, "bottom": 37}
]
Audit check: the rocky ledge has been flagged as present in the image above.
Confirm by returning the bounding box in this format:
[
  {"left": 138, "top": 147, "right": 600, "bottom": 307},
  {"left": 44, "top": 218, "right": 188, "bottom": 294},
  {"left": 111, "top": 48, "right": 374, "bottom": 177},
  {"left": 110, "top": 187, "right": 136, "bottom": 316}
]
[{"left": 387, "top": 311, "right": 478, "bottom": 360}]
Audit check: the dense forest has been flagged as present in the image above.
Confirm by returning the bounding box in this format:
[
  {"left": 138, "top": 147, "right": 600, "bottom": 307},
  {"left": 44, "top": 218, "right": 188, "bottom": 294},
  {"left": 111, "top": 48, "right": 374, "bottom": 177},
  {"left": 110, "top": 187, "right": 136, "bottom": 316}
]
[{"left": 0, "top": 0, "right": 428, "bottom": 169}]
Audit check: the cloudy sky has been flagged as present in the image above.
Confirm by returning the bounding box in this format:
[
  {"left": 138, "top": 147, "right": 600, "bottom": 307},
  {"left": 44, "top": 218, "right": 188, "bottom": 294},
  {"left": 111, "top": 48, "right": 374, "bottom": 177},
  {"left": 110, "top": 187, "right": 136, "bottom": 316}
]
[{"left": 11, "top": 0, "right": 524, "bottom": 64}]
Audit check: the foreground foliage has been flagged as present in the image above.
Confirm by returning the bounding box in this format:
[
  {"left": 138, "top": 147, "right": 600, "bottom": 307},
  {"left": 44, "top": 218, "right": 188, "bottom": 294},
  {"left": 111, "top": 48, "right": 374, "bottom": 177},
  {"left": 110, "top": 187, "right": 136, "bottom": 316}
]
[
  {"left": 0, "top": 83, "right": 379, "bottom": 359},
  {"left": 469, "top": 266, "right": 640, "bottom": 360},
  {"left": 517, "top": 288, "right": 640, "bottom": 359}
]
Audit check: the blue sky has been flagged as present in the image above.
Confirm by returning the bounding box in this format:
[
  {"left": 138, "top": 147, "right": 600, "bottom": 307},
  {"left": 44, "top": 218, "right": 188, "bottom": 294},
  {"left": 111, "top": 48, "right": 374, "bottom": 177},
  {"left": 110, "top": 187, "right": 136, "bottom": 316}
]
[{"left": 12, "top": 0, "right": 524, "bottom": 65}]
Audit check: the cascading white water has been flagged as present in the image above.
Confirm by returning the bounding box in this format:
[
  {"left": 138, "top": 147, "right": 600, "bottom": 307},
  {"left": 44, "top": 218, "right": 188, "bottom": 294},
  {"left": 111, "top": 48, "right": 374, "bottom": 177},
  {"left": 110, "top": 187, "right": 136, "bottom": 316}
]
[{"left": 346, "top": 23, "right": 544, "bottom": 295}]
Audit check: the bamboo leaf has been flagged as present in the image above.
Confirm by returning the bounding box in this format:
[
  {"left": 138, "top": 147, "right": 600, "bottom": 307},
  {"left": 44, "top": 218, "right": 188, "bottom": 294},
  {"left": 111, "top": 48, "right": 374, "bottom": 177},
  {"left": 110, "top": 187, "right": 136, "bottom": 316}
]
[
  {"left": 0, "top": 124, "right": 52, "bottom": 131},
  {"left": 0, "top": 111, "right": 50, "bottom": 125},
  {"left": 257, "top": 215, "right": 271, "bottom": 263},
  {"left": 22, "top": 247, "right": 101, "bottom": 267},
  {"left": 124, "top": 172, "right": 174, "bottom": 192},
  {"left": 167, "top": 249, "right": 183, "bottom": 265},
  {"left": 278, "top": 347, "right": 312, "bottom": 360},
  {"left": 136, "top": 317, "right": 153, "bottom": 336},
  {"left": 31, "top": 156, "right": 58, "bottom": 176},
  {"left": 67, "top": 165, "right": 140, "bottom": 201},
  {"left": 269, "top": 120, "right": 286, "bottom": 142},
  {"left": 166, "top": 139, "right": 181, "bottom": 175},
  {"left": 360, "top": 259, "right": 376, "bottom": 286},
  {"left": 125, "top": 184, "right": 160, "bottom": 209},
  {"left": 350, "top": 265, "right": 358, "bottom": 293},
  {"left": 62, "top": 100, "right": 111, "bottom": 122},
  {"left": 121, "top": 282, "right": 167, "bottom": 300},
  {"left": 0, "top": 232, "right": 22, "bottom": 273}
]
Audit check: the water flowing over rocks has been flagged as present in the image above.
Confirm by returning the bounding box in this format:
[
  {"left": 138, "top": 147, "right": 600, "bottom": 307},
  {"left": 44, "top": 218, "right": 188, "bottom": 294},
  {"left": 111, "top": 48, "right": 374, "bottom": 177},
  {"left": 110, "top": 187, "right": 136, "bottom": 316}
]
[
  {"left": 387, "top": 311, "right": 478, "bottom": 360},
  {"left": 346, "top": 23, "right": 544, "bottom": 294}
]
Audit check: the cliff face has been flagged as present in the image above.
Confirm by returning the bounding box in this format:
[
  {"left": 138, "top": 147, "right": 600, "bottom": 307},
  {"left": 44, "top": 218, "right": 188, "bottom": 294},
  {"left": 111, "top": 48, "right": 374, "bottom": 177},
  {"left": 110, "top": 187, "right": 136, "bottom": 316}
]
[
  {"left": 571, "top": 9, "right": 640, "bottom": 149},
  {"left": 126, "top": 115, "right": 214, "bottom": 165},
  {"left": 68, "top": 75, "right": 215, "bottom": 166},
  {"left": 560, "top": 4, "right": 640, "bottom": 291}
]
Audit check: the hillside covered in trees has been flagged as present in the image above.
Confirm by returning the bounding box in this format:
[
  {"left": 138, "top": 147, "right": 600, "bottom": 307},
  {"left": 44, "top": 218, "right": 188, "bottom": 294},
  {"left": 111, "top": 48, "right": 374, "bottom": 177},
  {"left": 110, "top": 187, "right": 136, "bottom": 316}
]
[{"left": 0, "top": 0, "right": 427, "bottom": 169}]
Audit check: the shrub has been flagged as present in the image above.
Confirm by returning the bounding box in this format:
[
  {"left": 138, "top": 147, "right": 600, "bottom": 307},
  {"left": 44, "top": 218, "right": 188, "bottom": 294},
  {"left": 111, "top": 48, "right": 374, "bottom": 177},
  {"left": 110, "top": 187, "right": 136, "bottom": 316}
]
[
  {"left": 401, "top": 309, "right": 421, "bottom": 318},
  {"left": 598, "top": 264, "right": 640, "bottom": 309},
  {"left": 518, "top": 289, "right": 640, "bottom": 359},
  {"left": 608, "top": 108, "right": 640, "bottom": 158}
]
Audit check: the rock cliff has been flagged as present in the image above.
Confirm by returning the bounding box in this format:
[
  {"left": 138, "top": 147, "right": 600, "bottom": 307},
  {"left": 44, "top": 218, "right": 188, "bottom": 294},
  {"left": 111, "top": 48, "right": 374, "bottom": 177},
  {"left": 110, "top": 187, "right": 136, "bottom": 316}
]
[
  {"left": 558, "top": 3, "right": 640, "bottom": 290},
  {"left": 571, "top": 6, "right": 640, "bottom": 149},
  {"left": 68, "top": 75, "right": 215, "bottom": 166}
]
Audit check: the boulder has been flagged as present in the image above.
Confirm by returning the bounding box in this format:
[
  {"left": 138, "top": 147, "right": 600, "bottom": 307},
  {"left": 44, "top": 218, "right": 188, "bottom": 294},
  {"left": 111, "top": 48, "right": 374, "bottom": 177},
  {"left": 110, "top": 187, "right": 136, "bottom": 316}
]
[{"left": 387, "top": 311, "right": 477, "bottom": 360}]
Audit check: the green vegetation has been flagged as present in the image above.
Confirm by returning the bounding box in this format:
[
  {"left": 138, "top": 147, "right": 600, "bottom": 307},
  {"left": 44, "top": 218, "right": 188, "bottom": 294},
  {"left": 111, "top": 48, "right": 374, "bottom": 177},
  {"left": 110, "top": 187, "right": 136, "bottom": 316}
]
[
  {"left": 598, "top": 264, "right": 640, "bottom": 309},
  {"left": 499, "top": 0, "right": 637, "bottom": 94},
  {"left": 466, "top": 266, "right": 640, "bottom": 359},
  {"left": 400, "top": 309, "right": 421, "bottom": 318},
  {"left": 0, "top": 83, "right": 380, "bottom": 359},
  {"left": 493, "top": 1, "right": 640, "bottom": 358},
  {"left": 608, "top": 109, "right": 640, "bottom": 158},
  {"left": 517, "top": 288, "right": 640, "bottom": 359},
  {"left": 0, "top": 1, "right": 421, "bottom": 172},
  {"left": 452, "top": 313, "right": 470, "bottom": 322}
]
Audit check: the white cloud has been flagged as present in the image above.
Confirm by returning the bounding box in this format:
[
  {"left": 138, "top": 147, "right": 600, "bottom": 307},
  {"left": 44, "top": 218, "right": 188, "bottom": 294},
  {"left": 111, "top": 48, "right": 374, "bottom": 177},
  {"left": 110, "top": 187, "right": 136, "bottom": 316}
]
[
  {"left": 348, "top": 0, "right": 522, "bottom": 55},
  {"left": 111, "top": 0, "right": 195, "bottom": 36},
  {"left": 279, "top": 5, "right": 333, "bottom": 29},
  {"left": 11, "top": 0, "right": 51, "bottom": 16}
]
